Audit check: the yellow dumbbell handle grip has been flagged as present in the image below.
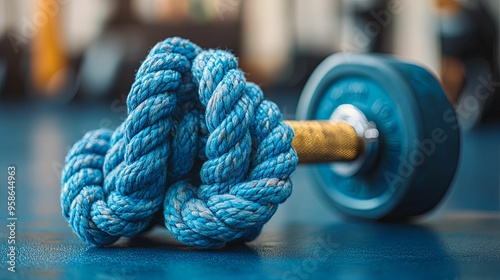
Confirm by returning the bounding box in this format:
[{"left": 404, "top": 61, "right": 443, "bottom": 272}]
[{"left": 285, "top": 121, "right": 362, "bottom": 163}]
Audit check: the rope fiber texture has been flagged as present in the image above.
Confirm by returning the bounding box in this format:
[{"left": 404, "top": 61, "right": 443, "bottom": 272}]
[{"left": 61, "top": 37, "right": 298, "bottom": 248}]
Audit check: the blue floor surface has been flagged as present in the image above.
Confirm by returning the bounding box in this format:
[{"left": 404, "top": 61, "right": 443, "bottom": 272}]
[{"left": 0, "top": 101, "right": 499, "bottom": 280}]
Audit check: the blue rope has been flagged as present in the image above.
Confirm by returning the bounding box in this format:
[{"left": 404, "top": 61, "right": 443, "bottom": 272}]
[{"left": 61, "top": 37, "right": 298, "bottom": 248}]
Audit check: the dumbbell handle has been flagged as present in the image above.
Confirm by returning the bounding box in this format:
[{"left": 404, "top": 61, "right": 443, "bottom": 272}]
[{"left": 286, "top": 121, "right": 362, "bottom": 163}]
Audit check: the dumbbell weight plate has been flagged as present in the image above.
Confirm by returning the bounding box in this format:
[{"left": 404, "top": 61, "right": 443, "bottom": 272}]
[{"left": 297, "top": 53, "right": 460, "bottom": 219}]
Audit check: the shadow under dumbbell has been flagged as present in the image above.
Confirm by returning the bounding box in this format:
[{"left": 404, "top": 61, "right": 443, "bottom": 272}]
[
  {"left": 106, "top": 227, "right": 258, "bottom": 252},
  {"left": 267, "top": 222, "right": 459, "bottom": 280}
]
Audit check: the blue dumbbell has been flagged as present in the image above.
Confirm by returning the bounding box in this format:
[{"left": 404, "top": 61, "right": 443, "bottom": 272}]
[{"left": 293, "top": 53, "right": 460, "bottom": 219}]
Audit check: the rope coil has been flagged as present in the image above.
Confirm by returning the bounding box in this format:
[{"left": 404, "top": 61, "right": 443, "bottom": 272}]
[{"left": 61, "top": 37, "right": 298, "bottom": 248}]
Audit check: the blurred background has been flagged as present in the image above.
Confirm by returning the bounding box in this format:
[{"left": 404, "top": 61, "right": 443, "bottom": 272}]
[{"left": 0, "top": 0, "right": 499, "bottom": 227}]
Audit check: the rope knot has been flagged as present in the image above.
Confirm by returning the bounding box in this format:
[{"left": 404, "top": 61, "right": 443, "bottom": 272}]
[{"left": 61, "top": 37, "right": 297, "bottom": 248}]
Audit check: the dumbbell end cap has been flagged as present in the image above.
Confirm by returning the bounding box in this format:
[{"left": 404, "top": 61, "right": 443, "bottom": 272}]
[{"left": 329, "top": 104, "right": 379, "bottom": 177}]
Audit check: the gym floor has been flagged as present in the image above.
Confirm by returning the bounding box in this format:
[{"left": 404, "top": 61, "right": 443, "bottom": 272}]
[{"left": 1, "top": 90, "right": 499, "bottom": 280}]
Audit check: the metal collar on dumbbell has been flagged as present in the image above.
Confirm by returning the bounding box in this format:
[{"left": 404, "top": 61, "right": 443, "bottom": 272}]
[{"left": 329, "top": 104, "right": 379, "bottom": 177}]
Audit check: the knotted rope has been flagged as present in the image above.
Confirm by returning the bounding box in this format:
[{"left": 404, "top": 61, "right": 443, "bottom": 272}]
[{"left": 61, "top": 37, "right": 297, "bottom": 248}]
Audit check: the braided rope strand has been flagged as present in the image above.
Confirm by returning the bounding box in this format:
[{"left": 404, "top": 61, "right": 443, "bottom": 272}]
[
  {"left": 163, "top": 50, "right": 297, "bottom": 248},
  {"left": 61, "top": 37, "right": 297, "bottom": 248},
  {"left": 61, "top": 37, "right": 202, "bottom": 245}
]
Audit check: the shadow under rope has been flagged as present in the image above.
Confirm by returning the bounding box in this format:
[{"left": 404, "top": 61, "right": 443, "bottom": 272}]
[
  {"left": 63, "top": 222, "right": 461, "bottom": 280},
  {"left": 9, "top": 212, "right": 500, "bottom": 280},
  {"left": 63, "top": 229, "right": 263, "bottom": 280}
]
